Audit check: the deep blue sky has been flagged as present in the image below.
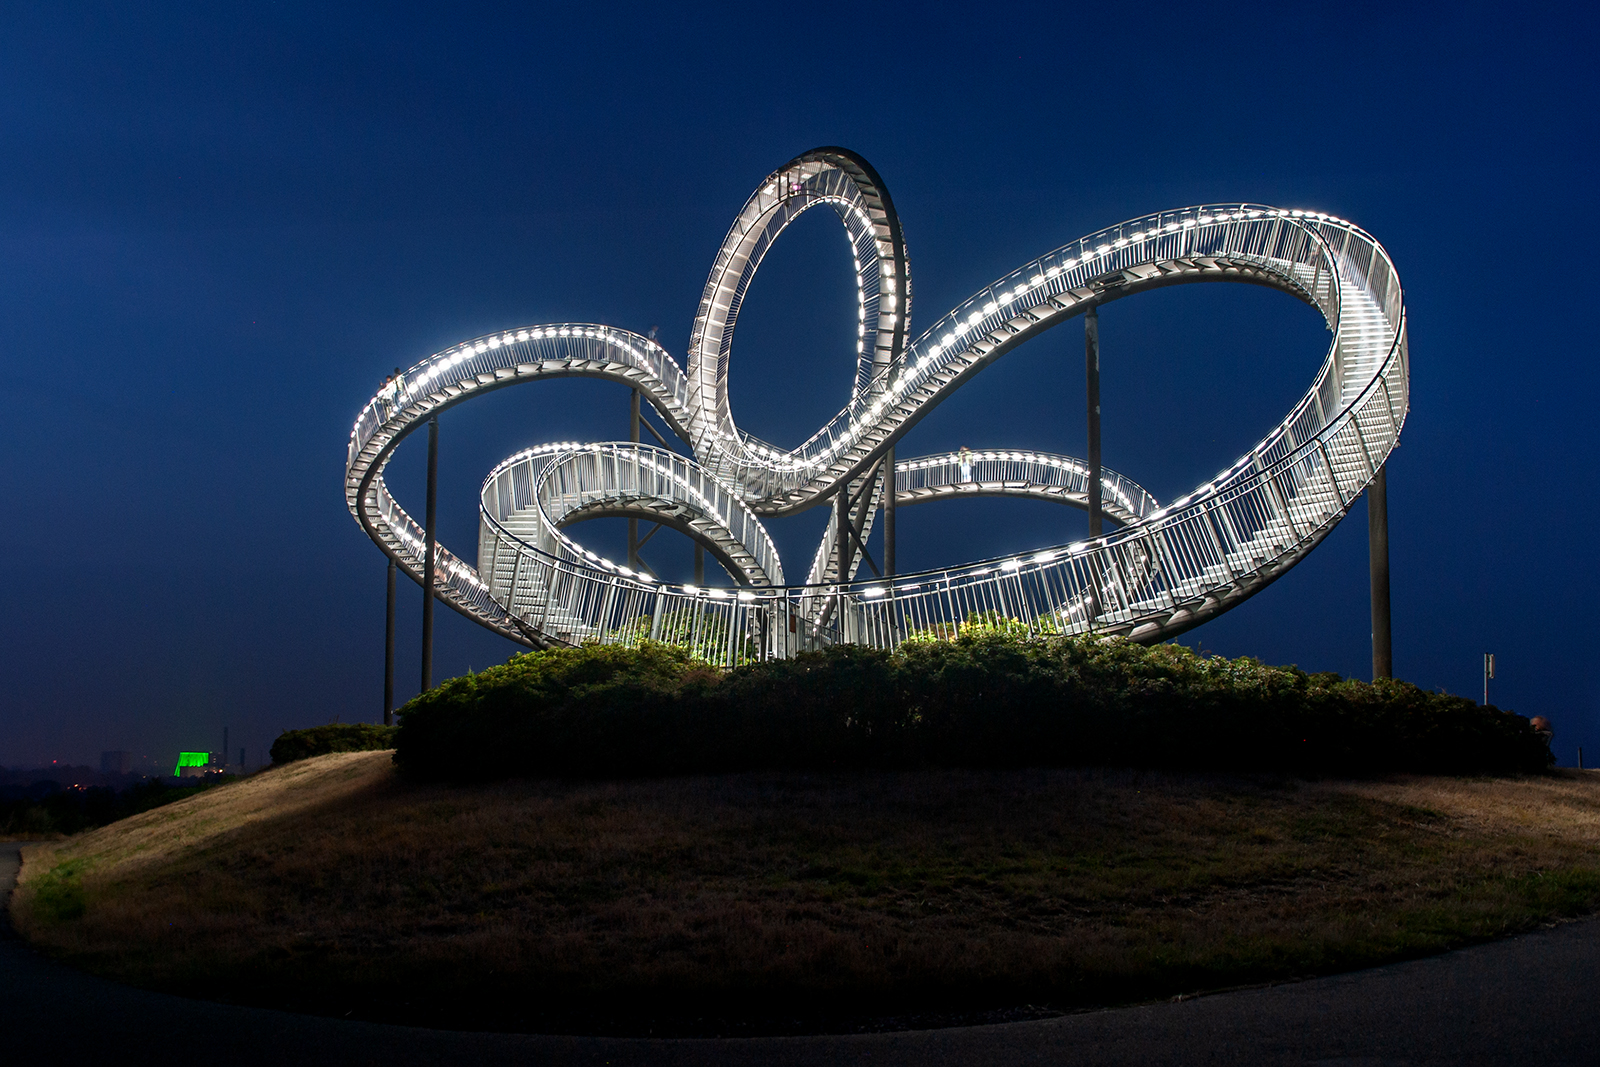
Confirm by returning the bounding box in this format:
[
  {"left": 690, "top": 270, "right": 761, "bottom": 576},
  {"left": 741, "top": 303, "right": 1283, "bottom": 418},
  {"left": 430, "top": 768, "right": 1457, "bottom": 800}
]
[{"left": 2, "top": 2, "right": 1595, "bottom": 772}]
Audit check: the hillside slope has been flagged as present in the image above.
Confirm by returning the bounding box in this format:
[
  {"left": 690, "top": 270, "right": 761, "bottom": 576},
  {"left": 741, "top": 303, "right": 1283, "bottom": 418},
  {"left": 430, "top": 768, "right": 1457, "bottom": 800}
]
[{"left": 12, "top": 753, "right": 1600, "bottom": 1036}]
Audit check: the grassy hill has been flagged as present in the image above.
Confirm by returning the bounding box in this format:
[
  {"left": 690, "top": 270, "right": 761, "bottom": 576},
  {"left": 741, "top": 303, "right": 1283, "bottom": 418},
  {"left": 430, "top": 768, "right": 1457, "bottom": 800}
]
[{"left": 12, "top": 752, "right": 1600, "bottom": 1036}]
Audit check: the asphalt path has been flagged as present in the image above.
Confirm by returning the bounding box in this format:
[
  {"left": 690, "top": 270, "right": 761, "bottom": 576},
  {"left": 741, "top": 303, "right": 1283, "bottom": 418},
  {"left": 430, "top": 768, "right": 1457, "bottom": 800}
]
[{"left": 5, "top": 841, "right": 1598, "bottom": 1066}]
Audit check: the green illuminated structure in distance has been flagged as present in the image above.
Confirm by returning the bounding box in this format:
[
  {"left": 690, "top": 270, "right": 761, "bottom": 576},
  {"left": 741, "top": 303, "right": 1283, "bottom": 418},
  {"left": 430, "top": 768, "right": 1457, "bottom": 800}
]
[{"left": 173, "top": 752, "right": 211, "bottom": 777}]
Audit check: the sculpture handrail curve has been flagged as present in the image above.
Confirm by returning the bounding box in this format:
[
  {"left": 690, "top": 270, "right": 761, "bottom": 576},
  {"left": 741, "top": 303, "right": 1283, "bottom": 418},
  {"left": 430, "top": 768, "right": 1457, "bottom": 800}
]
[
  {"left": 694, "top": 204, "right": 1362, "bottom": 514},
  {"left": 894, "top": 449, "right": 1158, "bottom": 526},
  {"left": 459, "top": 279, "right": 1400, "bottom": 653},
  {"left": 482, "top": 441, "right": 784, "bottom": 589}
]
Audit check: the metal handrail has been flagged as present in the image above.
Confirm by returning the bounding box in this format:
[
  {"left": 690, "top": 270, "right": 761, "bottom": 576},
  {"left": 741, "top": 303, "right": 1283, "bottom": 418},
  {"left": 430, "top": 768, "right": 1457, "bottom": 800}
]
[
  {"left": 689, "top": 200, "right": 1353, "bottom": 514},
  {"left": 894, "top": 449, "right": 1159, "bottom": 526},
  {"left": 481, "top": 442, "right": 784, "bottom": 589}
]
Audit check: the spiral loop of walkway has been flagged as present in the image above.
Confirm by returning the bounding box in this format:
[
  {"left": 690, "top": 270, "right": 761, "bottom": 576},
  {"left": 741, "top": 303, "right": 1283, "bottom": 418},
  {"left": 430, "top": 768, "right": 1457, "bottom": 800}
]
[{"left": 345, "top": 147, "right": 1407, "bottom": 660}]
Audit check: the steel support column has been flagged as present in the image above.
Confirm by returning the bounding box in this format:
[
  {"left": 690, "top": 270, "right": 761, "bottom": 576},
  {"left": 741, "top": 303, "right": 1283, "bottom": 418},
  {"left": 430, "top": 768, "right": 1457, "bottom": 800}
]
[
  {"left": 628, "top": 388, "right": 641, "bottom": 570},
  {"left": 384, "top": 557, "right": 396, "bottom": 724},
  {"left": 836, "top": 483, "right": 855, "bottom": 580},
  {"left": 1368, "top": 461, "right": 1392, "bottom": 680},
  {"left": 1086, "top": 307, "right": 1103, "bottom": 539},
  {"left": 883, "top": 444, "right": 896, "bottom": 577},
  {"left": 420, "top": 414, "right": 438, "bottom": 693},
  {"left": 694, "top": 543, "right": 705, "bottom": 585}
]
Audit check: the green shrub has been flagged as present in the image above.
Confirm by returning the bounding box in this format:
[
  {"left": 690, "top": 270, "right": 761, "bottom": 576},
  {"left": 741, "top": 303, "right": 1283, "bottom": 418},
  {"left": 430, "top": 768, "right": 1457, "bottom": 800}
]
[
  {"left": 392, "top": 643, "right": 718, "bottom": 781},
  {"left": 392, "top": 635, "right": 1553, "bottom": 782},
  {"left": 270, "top": 723, "right": 398, "bottom": 765},
  {"left": 30, "top": 860, "right": 88, "bottom": 923}
]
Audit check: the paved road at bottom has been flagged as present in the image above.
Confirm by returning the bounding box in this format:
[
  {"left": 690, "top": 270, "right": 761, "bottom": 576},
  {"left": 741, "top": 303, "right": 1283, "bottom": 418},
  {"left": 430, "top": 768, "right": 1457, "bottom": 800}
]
[{"left": 4, "top": 842, "right": 1598, "bottom": 1066}]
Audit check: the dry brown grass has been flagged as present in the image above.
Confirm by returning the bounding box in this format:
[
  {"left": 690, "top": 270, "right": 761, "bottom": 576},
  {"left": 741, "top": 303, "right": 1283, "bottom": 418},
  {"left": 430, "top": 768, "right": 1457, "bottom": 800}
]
[{"left": 13, "top": 753, "right": 1600, "bottom": 1035}]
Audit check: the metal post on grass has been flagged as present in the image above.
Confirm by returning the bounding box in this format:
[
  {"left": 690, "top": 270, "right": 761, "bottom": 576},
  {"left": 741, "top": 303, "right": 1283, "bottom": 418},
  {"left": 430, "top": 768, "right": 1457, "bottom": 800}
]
[
  {"left": 384, "top": 557, "right": 396, "bottom": 724},
  {"left": 420, "top": 414, "right": 438, "bottom": 693},
  {"left": 1085, "top": 306, "right": 1103, "bottom": 540},
  {"left": 836, "top": 483, "right": 852, "bottom": 580},
  {"left": 884, "top": 444, "right": 896, "bottom": 577},
  {"left": 1483, "top": 652, "right": 1495, "bottom": 707},
  {"left": 1368, "top": 463, "right": 1392, "bottom": 680},
  {"left": 628, "top": 388, "right": 641, "bottom": 571}
]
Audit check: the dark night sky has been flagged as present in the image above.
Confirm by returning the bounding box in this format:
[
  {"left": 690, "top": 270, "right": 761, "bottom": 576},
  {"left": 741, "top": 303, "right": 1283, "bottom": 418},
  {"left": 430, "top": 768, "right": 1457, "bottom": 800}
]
[{"left": 2, "top": 2, "right": 1595, "bottom": 772}]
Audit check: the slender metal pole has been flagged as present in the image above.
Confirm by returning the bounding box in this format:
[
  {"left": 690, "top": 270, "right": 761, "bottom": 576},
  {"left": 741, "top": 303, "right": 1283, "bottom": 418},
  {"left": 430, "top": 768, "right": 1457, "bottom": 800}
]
[
  {"left": 420, "top": 414, "right": 438, "bottom": 693},
  {"left": 694, "top": 543, "right": 705, "bottom": 586},
  {"left": 1367, "top": 461, "right": 1392, "bottom": 680},
  {"left": 628, "top": 389, "right": 641, "bottom": 570},
  {"left": 883, "top": 445, "right": 896, "bottom": 577},
  {"left": 384, "top": 557, "right": 396, "bottom": 724},
  {"left": 837, "top": 483, "right": 855, "bottom": 579},
  {"left": 1085, "top": 307, "right": 1103, "bottom": 539}
]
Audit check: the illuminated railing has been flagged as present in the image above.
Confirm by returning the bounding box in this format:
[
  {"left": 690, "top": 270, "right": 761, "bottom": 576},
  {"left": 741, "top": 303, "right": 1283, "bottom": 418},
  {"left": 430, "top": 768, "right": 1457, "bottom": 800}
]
[
  {"left": 687, "top": 192, "right": 1357, "bottom": 515},
  {"left": 346, "top": 324, "right": 692, "bottom": 481},
  {"left": 344, "top": 147, "right": 1407, "bottom": 663},
  {"left": 344, "top": 325, "right": 696, "bottom": 644},
  {"left": 894, "top": 449, "right": 1158, "bottom": 526},
  {"left": 480, "top": 442, "right": 784, "bottom": 591}
]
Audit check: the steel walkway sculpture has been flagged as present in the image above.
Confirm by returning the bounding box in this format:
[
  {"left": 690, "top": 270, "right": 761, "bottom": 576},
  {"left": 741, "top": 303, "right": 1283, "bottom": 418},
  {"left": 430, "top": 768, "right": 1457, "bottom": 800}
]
[{"left": 346, "top": 147, "right": 1408, "bottom": 666}]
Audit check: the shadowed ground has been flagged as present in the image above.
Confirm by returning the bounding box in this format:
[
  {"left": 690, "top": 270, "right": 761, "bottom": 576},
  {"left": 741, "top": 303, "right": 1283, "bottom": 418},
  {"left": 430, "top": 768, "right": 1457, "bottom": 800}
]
[
  {"left": 12, "top": 753, "right": 1600, "bottom": 1037},
  {"left": 5, "top": 841, "right": 1600, "bottom": 1064}
]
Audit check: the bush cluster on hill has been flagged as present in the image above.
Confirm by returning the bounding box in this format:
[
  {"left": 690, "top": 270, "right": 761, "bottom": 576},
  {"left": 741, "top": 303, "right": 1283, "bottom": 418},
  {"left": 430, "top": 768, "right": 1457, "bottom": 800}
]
[
  {"left": 270, "top": 723, "right": 398, "bottom": 765},
  {"left": 392, "top": 634, "right": 1552, "bottom": 782}
]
